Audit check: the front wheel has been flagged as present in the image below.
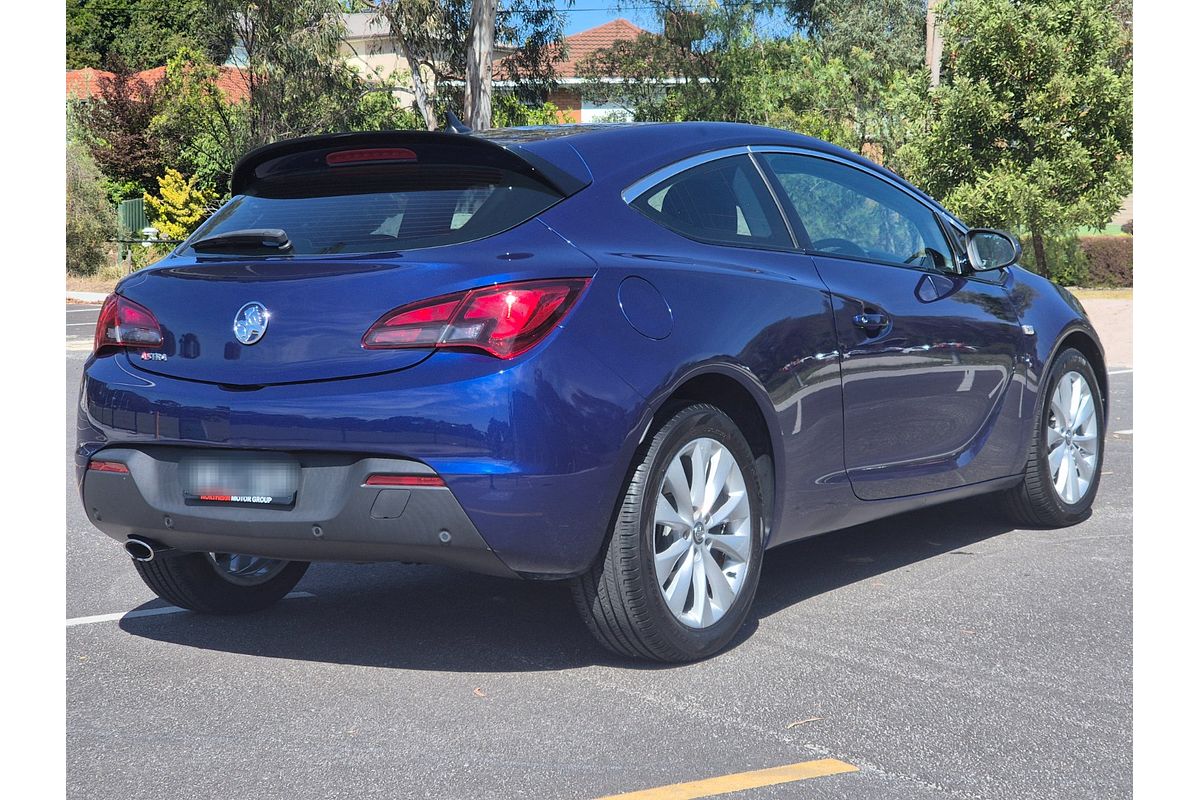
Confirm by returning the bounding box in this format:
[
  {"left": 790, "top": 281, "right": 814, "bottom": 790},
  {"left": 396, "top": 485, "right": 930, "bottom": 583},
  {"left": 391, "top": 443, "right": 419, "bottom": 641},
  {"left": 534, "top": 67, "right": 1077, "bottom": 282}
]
[
  {"left": 571, "top": 404, "right": 766, "bottom": 662},
  {"left": 1002, "top": 347, "right": 1105, "bottom": 527},
  {"left": 133, "top": 551, "right": 309, "bottom": 614}
]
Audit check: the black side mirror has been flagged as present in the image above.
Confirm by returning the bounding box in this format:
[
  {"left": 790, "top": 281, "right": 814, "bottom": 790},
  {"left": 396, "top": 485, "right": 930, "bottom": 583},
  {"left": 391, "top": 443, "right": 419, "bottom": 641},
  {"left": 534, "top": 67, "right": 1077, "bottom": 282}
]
[{"left": 965, "top": 229, "right": 1021, "bottom": 272}]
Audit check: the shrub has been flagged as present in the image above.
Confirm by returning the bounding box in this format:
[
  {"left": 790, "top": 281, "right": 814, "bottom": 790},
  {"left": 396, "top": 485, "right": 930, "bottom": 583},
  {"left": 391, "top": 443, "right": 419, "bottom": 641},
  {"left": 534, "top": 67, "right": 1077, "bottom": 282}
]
[
  {"left": 1019, "top": 234, "right": 1089, "bottom": 286},
  {"left": 1121, "top": 219, "right": 1133, "bottom": 235},
  {"left": 66, "top": 141, "right": 116, "bottom": 275},
  {"left": 1079, "top": 235, "right": 1133, "bottom": 287},
  {"left": 144, "top": 168, "right": 218, "bottom": 241}
]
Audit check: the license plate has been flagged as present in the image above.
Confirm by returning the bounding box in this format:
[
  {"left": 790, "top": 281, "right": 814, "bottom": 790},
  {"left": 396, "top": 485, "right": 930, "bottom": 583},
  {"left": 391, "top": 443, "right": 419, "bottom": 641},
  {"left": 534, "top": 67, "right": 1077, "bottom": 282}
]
[{"left": 180, "top": 453, "right": 300, "bottom": 507}]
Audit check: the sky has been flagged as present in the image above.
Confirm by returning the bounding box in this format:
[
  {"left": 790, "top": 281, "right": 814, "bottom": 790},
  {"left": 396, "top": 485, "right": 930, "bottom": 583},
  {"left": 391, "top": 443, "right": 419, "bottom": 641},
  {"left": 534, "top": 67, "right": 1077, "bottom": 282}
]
[{"left": 558, "top": 2, "right": 660, "bottom": 36}]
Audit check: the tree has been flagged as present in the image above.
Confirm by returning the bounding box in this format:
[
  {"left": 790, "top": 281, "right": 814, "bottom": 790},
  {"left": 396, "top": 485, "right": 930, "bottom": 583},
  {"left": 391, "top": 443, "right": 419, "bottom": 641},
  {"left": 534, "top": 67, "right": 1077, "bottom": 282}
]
[
  {"left": 376, "top": 0, "right": 569, "bottom": 131},
  {"left": 79, "top": 61, "right": 166, "bottom": 202},
  {"left": 907, "top": 0, "right": 1133, "bottom": 275},
  {"left": 67, "top": 0, "right": 212, "bottom": 70},
  {"left": 66, "top": 141, "right": 116, "bottom": 275},
  {"left": 206, "top": 1, "right": 366, "bottom": 148}
]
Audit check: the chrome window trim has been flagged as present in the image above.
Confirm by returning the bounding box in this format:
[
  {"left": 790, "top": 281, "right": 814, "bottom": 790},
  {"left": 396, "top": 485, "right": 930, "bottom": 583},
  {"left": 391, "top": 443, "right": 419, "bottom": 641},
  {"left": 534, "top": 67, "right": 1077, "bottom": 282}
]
[{"left": 620, "top": 146, "right": 753, "bottom": 205}]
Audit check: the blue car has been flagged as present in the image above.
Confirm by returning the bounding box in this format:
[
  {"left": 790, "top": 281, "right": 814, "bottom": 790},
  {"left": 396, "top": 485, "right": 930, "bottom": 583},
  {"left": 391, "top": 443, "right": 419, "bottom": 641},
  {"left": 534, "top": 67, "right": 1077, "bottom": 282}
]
[{"left": 78, "top": 123, "right": 1106, "bottom": 662}]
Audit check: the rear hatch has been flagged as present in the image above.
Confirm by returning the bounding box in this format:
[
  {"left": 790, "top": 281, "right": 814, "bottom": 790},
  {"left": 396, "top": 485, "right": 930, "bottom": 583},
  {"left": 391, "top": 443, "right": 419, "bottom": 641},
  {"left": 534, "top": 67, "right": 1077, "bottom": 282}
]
[{"left": 119, "top": 131, "right": 591, "bottom": 387}]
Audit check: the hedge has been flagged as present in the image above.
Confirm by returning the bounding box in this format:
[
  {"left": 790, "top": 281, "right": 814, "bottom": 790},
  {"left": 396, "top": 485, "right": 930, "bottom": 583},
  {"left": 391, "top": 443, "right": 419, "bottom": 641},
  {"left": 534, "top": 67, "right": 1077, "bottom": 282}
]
[{"left": 1078, "top": 235, "right": 1133, "bottom": 287}]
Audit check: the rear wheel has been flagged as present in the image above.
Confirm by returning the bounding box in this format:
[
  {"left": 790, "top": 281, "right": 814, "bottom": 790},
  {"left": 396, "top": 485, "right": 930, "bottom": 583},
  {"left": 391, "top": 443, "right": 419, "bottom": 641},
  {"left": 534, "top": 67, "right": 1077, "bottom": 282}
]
[
  {"left": 133, "top": 551, "right": 309, "bottom": 614},
  {"left": 571, "top": 404, "right": 766, "bottom": 662},
  {"left": 1002, "top": 347, "right": 1105, "bottom": 527}
]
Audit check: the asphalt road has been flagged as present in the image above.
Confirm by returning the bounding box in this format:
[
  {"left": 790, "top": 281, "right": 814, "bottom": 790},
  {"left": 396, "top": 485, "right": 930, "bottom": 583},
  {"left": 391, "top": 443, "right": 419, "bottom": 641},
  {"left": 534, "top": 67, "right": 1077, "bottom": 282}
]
[{"left": 66, "top": 303, "right": 1133, "bottom": 799}]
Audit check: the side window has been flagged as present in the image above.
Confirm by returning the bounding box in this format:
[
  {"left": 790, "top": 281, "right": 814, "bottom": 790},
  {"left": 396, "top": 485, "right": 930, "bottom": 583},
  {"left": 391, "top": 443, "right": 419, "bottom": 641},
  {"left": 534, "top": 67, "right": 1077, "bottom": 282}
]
[
  {"left": 630, "top": 155, "right": 792, "bottom": 249},
  {"left": 762, "top": 153, "right": 954, "bottom": 270}
]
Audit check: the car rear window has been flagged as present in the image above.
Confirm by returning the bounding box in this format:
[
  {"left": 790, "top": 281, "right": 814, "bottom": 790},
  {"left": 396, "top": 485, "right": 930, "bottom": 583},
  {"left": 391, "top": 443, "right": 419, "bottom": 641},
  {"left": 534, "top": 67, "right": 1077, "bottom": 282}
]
[{"left": 183, "top": 163, "right": 563, "bottom": 256}]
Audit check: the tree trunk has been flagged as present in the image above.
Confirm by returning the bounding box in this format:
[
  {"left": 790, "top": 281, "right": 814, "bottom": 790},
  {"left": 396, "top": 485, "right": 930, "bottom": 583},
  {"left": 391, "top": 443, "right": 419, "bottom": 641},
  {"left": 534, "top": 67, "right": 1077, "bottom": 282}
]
[
  {"left": 399, "top": 38, "right": 438, "bottom": 131},
  {"left": 464, "top": 0, "right": 498, "bottom": 130},
  {"left": 1031, "top": 227, "right": 1048, "bottom": 276}
]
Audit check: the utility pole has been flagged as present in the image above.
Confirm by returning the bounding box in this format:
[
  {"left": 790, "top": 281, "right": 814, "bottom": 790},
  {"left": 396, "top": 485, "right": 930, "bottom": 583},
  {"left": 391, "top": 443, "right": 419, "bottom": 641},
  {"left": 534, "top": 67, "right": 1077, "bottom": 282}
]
[{"left": 926, "top": 0, "right": 944, "bottom": 87}]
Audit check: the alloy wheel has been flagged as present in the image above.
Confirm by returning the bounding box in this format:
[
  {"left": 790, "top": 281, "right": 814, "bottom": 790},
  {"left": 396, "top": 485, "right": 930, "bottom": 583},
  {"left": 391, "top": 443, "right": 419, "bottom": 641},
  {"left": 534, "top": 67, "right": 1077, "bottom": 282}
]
[
  {"left": 653, "top": 437, "right": 753, "bottom": 629},
  {"left": 206, "top": 552, "right": 290, "bottom": 586},
  {"left": 1046, "top": 370, "right": 1099, "bottom": 504}
]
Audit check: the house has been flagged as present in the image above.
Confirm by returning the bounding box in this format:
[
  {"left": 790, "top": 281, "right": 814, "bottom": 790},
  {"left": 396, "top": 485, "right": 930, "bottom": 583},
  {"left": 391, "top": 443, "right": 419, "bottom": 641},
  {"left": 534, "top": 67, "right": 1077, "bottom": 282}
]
[
  {"left": 66, "top": 65, "right": 250, "bottom": 102},
  {"left": 498, "top": 18, "right": 647, "bottom": 123}
]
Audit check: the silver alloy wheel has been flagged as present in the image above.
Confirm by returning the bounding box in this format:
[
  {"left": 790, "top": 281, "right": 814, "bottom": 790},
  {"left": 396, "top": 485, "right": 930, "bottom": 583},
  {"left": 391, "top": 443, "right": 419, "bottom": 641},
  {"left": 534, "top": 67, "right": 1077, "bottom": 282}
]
[
  {"left": 206, "top": 552, "right": 289, "bottom": 586},
  {"left": 1046, "top": 370, "right": 1099, "bottom": 505},
  {"left": 653, "top": 437, "right": 753, "bottom": 629}
]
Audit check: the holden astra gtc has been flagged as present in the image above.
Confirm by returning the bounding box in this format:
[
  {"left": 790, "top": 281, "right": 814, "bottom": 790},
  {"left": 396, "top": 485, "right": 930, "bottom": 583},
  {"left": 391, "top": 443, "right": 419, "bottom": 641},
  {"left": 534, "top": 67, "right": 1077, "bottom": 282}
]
[{"left": 77, "top": 123, "right": 1106, "bottom": 662}]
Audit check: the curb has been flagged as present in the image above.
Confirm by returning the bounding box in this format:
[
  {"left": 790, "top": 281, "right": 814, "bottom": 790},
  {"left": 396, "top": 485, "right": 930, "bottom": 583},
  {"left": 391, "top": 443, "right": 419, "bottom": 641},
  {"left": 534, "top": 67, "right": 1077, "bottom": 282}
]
[{"left": 67, "top": 291, "right": 110, "bottom": 303}]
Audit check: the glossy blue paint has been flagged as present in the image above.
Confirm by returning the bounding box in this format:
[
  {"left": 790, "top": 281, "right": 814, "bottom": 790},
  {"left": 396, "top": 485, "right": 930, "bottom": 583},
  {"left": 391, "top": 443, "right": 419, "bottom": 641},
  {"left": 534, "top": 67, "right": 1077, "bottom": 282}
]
[{"left": 77, "top": 122, "right": 1104, "bottom": 579}]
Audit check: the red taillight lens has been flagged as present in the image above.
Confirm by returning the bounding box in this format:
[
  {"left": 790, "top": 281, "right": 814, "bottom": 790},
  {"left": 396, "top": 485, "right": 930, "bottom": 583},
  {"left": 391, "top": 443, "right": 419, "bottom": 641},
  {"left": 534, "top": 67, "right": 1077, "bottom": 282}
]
[
  {"left": 88, "top": 460, "right": 129, "bottom": 474},
  {"left": 364, "top": 474, "right": 445, "bottom": 487},
  {"left": 363, "top": 278, "right": 589, "bottom": 359},
  {"left": 93, "top": 295, "right": 163, "bottom": 353}
]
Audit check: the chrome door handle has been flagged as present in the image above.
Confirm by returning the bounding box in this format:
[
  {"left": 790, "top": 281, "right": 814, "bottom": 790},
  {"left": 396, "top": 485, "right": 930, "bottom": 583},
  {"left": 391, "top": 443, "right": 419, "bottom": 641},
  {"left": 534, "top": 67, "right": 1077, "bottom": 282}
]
[{"left": 853, "top": 313, "right": 889, "bottom": 331}]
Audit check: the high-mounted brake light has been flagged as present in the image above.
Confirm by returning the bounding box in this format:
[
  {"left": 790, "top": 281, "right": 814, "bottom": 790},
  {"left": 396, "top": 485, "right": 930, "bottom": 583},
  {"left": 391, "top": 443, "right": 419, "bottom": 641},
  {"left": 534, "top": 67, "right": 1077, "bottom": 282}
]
[
  {"left": 93, "top": 295, "right": 163, "bottom": 353},
  {"left": 364, "top": 474, "right": 445, "bottom": 487},
  {"left": 363, "top": 278, "right": 590, "bottom": 359},
  {"left": 326, "top": 148, "right": 418, "bottom": 166}
]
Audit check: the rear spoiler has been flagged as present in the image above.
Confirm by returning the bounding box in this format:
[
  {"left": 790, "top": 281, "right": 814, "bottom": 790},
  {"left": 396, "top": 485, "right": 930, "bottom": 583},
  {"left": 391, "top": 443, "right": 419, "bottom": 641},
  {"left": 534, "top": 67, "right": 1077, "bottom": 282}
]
[{"left": 230, "top": 130, "right": 591, "bottom": 198}]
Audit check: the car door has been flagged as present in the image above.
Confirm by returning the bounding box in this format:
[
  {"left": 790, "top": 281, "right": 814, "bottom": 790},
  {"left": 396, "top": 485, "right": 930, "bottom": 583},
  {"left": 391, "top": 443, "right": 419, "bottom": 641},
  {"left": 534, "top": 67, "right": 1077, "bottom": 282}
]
[{"left": 756, "top": 150, "right": 1026, "bottom": 501}]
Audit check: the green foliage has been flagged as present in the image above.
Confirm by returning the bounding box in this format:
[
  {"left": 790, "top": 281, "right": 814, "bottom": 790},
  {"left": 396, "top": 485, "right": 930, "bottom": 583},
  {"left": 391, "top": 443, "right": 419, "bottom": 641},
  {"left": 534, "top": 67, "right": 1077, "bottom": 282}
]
[
  {"left": 149, "top": 48, "right": 248, "bottom": 195},
  {"left": 577, "top": 1, "right": 928, "bottom": 170},
  {"left": 144, "top": 169, "right": 220, "bottom": 241},
  {"left": 66, "top": 0, "right": 212, "bottom": 70},
  {"left": 906, "top": 0, "right": 1133, "bottom": 275},
  {"left": 208, "top": 0, "right": 367, "bottom": 148},
  {"left": 491, "top": 95, "right": 569, "bottom": 127},
  {"left": 67, "top": 141, "right": 116, "bottom": 276}
]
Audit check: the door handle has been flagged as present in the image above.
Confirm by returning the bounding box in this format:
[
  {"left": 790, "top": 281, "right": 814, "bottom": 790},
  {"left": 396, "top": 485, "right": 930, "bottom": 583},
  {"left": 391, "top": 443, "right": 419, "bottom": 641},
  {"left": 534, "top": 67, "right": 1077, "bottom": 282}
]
[{"left": 853, "top": 312, "right": 890, "bottom": 332}]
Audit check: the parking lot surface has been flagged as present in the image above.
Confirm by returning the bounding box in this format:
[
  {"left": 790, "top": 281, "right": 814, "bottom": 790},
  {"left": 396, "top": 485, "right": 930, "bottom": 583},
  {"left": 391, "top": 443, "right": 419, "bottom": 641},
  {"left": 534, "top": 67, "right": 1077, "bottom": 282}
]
[{"left": 66, "top": 304, "right": 1132, "bottom": 799}]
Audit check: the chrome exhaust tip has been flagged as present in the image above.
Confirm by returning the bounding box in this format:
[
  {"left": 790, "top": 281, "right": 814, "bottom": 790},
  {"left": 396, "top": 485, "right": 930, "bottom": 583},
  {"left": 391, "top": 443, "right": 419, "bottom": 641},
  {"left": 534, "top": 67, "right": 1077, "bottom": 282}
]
[{"left": 124, "top": 537, "right": 168, "bottom": 563}]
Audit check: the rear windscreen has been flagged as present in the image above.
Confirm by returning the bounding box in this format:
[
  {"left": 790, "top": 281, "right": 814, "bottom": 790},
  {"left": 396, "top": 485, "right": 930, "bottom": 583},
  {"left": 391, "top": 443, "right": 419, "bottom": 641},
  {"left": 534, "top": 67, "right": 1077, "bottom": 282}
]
[{"left": 183, "top": 163, "right": 563, "bottom": 256}]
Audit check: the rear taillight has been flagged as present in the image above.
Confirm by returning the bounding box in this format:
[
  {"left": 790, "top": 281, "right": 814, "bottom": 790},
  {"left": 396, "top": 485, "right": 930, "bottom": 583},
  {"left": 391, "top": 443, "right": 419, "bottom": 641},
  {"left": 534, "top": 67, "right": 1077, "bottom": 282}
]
[
  {"left": 94, "top": 295, "right": 163, "bottom": 353},
  {"left": 363, "top": 278, "right": 589, "bottom": 359},
  {"left": 88, "top": 460, "right": 129, "bottom": 474}
]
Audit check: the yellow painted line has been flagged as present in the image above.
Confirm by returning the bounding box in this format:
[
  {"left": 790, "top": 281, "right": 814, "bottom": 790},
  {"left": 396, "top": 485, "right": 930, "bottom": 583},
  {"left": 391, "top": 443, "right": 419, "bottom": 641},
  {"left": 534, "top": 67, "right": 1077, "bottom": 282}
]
[{"left": 595, "top": 758, "right": 858, "bottom": 800}]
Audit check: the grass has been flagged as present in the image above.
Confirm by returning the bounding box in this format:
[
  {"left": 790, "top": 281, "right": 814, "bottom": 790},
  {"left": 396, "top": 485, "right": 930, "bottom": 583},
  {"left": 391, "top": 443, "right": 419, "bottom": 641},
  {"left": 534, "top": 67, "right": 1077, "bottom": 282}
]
[
  {"left": 1075, "top": 224, "right": 1129, "bottom": 237},
  {"left": 1068, "top": 287, "right": 1132, "bottom": 300}
]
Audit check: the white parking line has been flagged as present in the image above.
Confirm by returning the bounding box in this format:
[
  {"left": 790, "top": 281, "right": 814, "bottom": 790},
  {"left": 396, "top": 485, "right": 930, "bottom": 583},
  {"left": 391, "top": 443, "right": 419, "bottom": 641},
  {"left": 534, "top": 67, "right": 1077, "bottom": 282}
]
[
  {"left": 65, "top": 591, "right": 316, "bottom": 628},
  {"left": 1108, "top": 369, "right": 1133, "bottom": 375},
  {"left": 1114, "top": 429, "right": 1133, "bottom": 435},
  {"left": 67, "top": 322, "right": 95, "bottom": 327},
  {"left": 67, "top": 307, "right": 101, "bottom": 313}
]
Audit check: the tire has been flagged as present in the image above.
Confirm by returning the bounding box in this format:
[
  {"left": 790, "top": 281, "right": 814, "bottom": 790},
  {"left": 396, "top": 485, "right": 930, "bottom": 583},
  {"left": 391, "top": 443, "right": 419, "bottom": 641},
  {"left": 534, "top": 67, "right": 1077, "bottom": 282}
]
[
  {"left": 133, "top": 552, "right": 309, "bottom": 614},
  {"left": 1002, "top": 347, "right": 1105, "bottom": 527},
  {"left": 571, "top": 403, "right": 766, "bottom": 662}
]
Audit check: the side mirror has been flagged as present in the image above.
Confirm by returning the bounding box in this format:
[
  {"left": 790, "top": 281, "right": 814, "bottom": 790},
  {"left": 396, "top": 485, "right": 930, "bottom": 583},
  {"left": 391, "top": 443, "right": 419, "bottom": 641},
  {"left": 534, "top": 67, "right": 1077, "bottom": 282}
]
[{"left": 965, "top": 229, "right": 1021, "bottom": 272}]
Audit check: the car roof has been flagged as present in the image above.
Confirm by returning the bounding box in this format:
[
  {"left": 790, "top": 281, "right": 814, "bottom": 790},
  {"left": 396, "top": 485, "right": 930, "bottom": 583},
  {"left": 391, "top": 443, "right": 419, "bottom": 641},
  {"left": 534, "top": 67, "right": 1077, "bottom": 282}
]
[{"left": 479, "top": 121, "right": 945, "bottom": 212}]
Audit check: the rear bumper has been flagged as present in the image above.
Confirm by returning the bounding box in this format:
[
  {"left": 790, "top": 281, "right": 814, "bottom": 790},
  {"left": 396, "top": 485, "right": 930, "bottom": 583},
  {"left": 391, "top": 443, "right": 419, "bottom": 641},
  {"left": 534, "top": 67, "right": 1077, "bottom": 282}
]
[
  {"left": 76, "top": 338, "right": 648, "bottom": 577},
  {"left": 81, "top": 447, "right": 518, "bottom": 577}
]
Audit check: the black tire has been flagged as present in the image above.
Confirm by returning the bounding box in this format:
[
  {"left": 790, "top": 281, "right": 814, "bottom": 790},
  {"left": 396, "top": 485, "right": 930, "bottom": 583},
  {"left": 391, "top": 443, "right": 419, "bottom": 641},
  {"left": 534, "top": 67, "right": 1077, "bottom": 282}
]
[
  {"left": 571, "top": 403, "right": 766, "bottom": 662},
  {"left": 133, "top": 552, "right": 309, "bottom": 614},
  {"left": 1002, "top": 347, "right": 1105, "bottom": 527}
]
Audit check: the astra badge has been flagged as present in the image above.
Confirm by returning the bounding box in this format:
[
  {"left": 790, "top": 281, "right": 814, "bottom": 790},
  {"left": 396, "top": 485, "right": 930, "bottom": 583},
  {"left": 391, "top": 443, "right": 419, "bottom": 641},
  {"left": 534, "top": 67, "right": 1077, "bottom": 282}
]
[{"left": 234, "top": 302, "right": 270, "bottom": 345}]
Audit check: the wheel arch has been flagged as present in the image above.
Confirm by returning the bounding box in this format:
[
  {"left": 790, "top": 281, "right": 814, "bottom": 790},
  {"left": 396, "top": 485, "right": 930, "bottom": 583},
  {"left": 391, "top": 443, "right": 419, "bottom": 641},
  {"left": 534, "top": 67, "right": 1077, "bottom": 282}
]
[
  {"left": 636, "top": 363, "right": 784, "bottom": 543},
  {"left": 1050, "top": 327, "right": 1109, "bottom": 412}
]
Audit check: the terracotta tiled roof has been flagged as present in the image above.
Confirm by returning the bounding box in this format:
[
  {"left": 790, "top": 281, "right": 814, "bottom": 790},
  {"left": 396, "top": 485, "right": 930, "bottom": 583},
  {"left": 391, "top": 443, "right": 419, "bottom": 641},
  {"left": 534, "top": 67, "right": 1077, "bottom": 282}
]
[
  {"left": 557, "top": 18, "right": 646, "bottom": 78},
  {"left": 495, "top": 18, "right": 647, "bottom": 80},
  {"left": 65, "top": 65, "right": 250, "bottom": 102}
]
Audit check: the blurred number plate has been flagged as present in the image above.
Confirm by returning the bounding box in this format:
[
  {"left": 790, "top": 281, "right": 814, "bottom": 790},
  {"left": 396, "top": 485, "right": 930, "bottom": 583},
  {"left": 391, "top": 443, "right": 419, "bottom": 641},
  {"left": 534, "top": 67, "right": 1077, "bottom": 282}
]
[{"left": 180, "top": 453, "right": 300, "bottom": 507}]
